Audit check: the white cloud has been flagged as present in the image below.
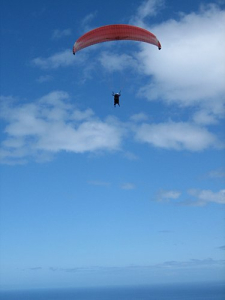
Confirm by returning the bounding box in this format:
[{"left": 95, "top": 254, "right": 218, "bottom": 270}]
[
  {"left": 0, "top": 91, "right": 124, "bottom": 164},
  {"left": 72, "top": 109, "right": 94, "bottom": 121},
  {"left": 156, "top": 190, "right": 181, "bottom": 202},
  {"left": 134, "top": 121, "right": 220, "bottom": 151},
  {"left": 188, "top": 189, "right": 225, "bottom": 206},
  {"left": 35, "top": 120, "right": 122, "bottom": 153},
  {"left": 136, "top": 4, "right": 225, "bottom": 121},
  {"left": 192, "top": 110, "right": 219, "bottom": 125}
]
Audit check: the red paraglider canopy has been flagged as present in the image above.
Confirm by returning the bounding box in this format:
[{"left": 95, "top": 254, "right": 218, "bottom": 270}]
[{"left": 73, "top": 24, "right": 161, "bottom": 55}]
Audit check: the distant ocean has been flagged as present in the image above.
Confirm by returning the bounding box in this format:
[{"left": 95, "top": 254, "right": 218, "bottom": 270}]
[{"left": 1, "top": 282, "right": 225, "bottom": 300}]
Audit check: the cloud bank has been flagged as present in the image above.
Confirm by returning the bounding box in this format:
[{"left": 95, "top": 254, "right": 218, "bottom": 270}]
[
  {"left": 0, "top": 90, "right": 223, "bottom": 165},
  {"left": 35, "top": 258, "right": 225, "bottom": 274},
  {"left": 0, "top": 92, "right": 123, "bottom": 164}
]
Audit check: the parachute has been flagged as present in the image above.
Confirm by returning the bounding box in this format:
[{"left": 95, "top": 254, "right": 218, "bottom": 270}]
[{"left": 73, "top": 24, "right": 161, "bottom": 55}]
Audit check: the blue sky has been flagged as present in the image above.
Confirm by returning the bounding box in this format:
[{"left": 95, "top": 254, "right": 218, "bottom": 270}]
[{"left": 0, "top": 0, "right": 225, "bottom": 290}]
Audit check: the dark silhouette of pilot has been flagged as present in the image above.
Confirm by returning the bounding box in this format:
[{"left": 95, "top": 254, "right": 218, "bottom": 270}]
[{"left": 112, "top": 91, "right": 121, "bottom": 107}]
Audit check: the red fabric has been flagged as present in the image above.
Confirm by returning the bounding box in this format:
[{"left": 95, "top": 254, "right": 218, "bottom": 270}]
[{"left": 73, "top": 24, "right": 161, "bottom": 54}]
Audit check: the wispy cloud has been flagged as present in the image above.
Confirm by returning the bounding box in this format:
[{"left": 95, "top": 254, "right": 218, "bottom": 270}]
[
  {"left": 130, "top": 113, "right": 148, "bottom": 122},
  {"left": 36, "top": 74, "right": 53, "bottom": 83},
  {"left": 52, "top": 28, "right": 72, "bottom": 40},
  {"left": 29, "top": 267, "right": 42, "bottom": 271},
  {"left": 130, "top": 0, "right": 165, "bottom": 26},
  {"left": 88, "top": 180, "right": 110, "bottom": 187},
  {"left": 32, "top": 49, "right": 75, "bottom": 69},
  {"left": 154, "top": 189, "right": 225, "bottom": 206},
  {"left": 207, "top": 169, "right": 225, "bottom": 179},
  {"left": 123, "top": 151, "right": 139, "bottom": 161},
  {"left": 187, "top": 189, "right": 225, "bottom": 206},
  {"left": 98, "top": 51, "right": 138, "bottom": 73},
  {"left": 156, "top": 190, "right": 181, "bottom": 202},
  {"left": 120, "top": 182, "right": 136, "bottom": 190},
  {"left": 32, "top": 49, "right": 95, "bottom": 83},
  {"left": 47, "top": 258, "right": 225, "bottom": 274},
  {"left": 80, "top": 11, "right": 98, "bottom": 33},
  {"left": 158, "top": 258, "right": 225, "bottom": 269}
]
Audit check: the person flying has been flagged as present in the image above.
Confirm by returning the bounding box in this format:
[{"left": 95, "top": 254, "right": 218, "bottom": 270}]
[{"left": 112, "top": 91, "right": 121, "bottom": 107}]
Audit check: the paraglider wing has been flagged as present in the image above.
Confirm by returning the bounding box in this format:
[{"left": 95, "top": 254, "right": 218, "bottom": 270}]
[{"left": 73, "top": 24, "right": 161, "bottom": 55}]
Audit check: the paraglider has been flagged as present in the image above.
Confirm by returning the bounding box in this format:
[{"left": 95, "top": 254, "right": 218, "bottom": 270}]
[
  {"left": 72, "top": 24, "right": 161, "bottom": 106},
  {"left": 112, "top": 91, "right": 121, "bottom": 107},
  {"left": 72, "top": 24, "right": 161, "bottom": 55}
]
